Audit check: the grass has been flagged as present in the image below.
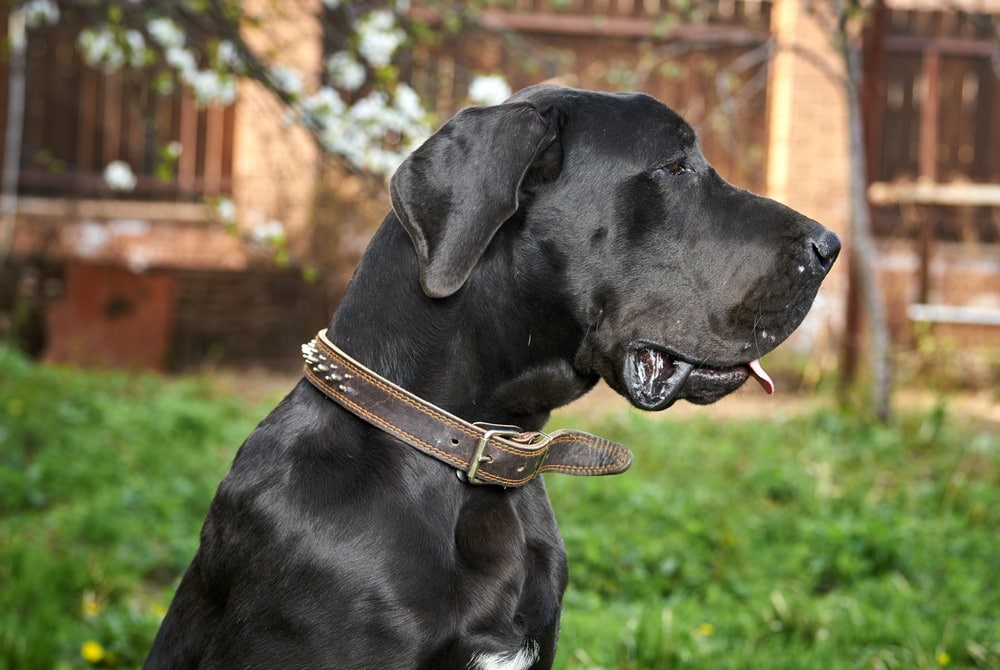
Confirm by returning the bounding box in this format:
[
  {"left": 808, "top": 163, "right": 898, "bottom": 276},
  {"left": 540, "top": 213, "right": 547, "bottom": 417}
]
[
  {"left": 0, "top": 346, "right": 264, "bottom": 669},
  {"left": 1, "top": 344, "right": 998, "bottom": 669},
  {"left": 546, "top": 406, "right": 1000, "bottom": 669}
]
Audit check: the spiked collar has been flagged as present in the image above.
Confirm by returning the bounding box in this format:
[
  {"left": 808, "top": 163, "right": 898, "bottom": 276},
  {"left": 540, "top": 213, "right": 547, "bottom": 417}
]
[{"left": 301, "top": 329, "right": 632, "bottom": 487}]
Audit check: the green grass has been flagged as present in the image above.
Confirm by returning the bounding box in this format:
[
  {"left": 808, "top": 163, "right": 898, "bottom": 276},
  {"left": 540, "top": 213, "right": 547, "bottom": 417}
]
[
  {"left": 0, "top": 346, "right": 266, "bottom": 669},
  {"left": 547, "top": 407, "right": 1000, "bottom": 669},
  {"left": 1, "top": 344, "right": 998, "bottom": 669}
]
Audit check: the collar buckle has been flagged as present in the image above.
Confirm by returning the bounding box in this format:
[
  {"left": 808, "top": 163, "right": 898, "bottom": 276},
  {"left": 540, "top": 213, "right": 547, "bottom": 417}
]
[{"left": 466, "top": 424, "right": 551, "bottom": 485}]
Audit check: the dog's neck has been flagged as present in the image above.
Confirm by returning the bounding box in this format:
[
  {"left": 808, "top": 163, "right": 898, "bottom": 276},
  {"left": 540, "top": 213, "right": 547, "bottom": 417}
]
[{"left": 327, "top": 215, "right": 597, "bottom": 430}]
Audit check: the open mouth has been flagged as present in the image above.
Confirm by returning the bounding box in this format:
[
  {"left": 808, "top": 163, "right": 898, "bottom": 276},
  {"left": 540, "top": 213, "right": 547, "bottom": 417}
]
[{"left": 623, "top": 343, "right": 775, "bottom": 411}]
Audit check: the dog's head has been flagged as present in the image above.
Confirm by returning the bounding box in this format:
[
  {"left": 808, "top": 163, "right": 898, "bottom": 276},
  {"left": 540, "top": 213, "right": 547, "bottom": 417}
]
[{"left": 390, "top": 85, "right": 839, "bottom": 411}]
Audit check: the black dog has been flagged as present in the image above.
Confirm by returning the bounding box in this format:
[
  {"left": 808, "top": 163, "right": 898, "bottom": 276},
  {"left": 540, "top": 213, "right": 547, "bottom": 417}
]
[{"left": 146, "top": 85, "right": 838, "bottom": 669}]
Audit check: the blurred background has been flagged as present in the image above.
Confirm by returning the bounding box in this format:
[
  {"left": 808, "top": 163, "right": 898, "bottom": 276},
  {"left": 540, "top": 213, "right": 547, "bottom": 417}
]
[
  {"left": 0, "top": 0, "right": 997, "bottom": 401},
  {"left": 0, "top": 1, "right": 998, "bottom": 668}
]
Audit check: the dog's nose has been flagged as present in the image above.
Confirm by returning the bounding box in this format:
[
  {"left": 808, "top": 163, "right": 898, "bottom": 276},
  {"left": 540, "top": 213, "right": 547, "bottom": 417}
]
[{"left": 809, "top": 228, "right": 841, "bottom": 273}]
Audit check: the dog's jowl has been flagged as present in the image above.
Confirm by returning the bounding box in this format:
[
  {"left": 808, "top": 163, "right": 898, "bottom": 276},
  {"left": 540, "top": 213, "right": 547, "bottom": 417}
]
[{"left": 146, "top": 85, "right": 838, "bottom": 669}]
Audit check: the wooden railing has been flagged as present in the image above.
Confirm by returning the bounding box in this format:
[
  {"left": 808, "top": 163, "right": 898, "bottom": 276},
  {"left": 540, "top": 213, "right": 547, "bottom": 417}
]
[
  {"left": 12, "top": 10, "right": 235, "bottom": 202},
  {"left": 866, "top": 8, "right": 1000, "bottom": 243},
  {"left": 869, "top": 180, "right": 1000, "bottom": 328}
]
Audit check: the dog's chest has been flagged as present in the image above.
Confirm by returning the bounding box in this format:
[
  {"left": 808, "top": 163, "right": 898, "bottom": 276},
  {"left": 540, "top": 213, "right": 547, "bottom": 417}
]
[{"left": 468, "top": 641, "right": 540, "bottom": 670}]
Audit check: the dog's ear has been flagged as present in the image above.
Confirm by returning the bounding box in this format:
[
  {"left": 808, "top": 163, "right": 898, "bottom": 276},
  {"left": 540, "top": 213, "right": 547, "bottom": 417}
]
[{"left": 389, "top": 103, "right": 559, "bottom": 298}]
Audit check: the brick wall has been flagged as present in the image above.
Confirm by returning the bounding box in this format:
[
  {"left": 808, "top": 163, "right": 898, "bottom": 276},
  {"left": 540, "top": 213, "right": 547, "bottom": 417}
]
[{"left": 765, "top": 0, "right": 851, "bottom": 353}]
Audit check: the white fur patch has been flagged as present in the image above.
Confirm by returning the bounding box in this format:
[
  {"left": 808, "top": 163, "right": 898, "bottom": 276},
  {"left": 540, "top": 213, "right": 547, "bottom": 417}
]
[{"left": 468, "top": 640, "right": 539, "bottom": 670}]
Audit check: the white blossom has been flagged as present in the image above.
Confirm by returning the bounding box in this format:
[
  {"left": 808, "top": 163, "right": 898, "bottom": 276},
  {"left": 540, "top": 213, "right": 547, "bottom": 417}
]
[
  {"left": 77, "top": 26, "right": 144, "bottom": 71},
  {"left": 270, "top": 66, "right": 303, "bottom": 98},
  {"left": 282, "top": 71, "right": 437, "bottom": 165},
  {"left": 215, "top": 197, "right": 236, "bottom": 223},
  {"left": 165, "top": 43, "right": 238, "bottom": 105},
  {"left": 147, "top": 17, "right": 185, "bottom": 49},
  {"left": 164, "top": 141, "right": 183, "bottom": 160},
  {"left": 184, "top": 69, "right": 238, "bottom": 106},
  {"left": 252, "top": 219, "right": 286, "bottom": 245},
  {"left": 74, "top": 222, "right": 112, "bottom": 257},
  {"left": 51, "top": 0, "right": 437, "bottom": 181},
  {"left": 215, "top": 40, "right": 243, "bottom": 71},
  {"left": 394, "top": 84, "right": 423, "bottom": 122},
  {"left": 469, "top": 75, "right": 511, "bottom": 106},
  {"left": 78, "top": 27, "right": 126, "bottom": 72},
  {"left": 311, "top": 88, "right": 431, "bottom": 175},
  {"left": 325, "top": 51, "right": 366, "bottom": 92},
  {"left": 302, "top": 87, "right": 346, "bottom": 123},
  {"left": 349, "top": 91, "right": 390, "bottom": 125},
  {"left": 126, "top": 250, "right": 151, "bottom": 273},
  {"left": 23, "top": 0, "right": 60, "bottom": 28},
  {"left": 357, "top": 10, "right": 405, "bottom": 68},
  {"left": 165, "top": 46, "right": 197, "bottom": 77},
  {"left": 124, "top": 29, "right": 147, "bottom": 67},
  {"left": 103, "top": 161, "right": 137, "bottom": 192}
]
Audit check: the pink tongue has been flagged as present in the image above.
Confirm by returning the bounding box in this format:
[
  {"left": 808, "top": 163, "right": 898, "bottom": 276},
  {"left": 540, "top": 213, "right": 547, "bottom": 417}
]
[{"left": 748, "top": 359, "right": 775, "bottom": 395}]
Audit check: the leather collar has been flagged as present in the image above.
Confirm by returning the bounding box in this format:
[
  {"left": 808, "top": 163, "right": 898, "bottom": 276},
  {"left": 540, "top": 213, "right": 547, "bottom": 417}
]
[{"left": 302, "top": 329, "right": 632, "bottom": 488}]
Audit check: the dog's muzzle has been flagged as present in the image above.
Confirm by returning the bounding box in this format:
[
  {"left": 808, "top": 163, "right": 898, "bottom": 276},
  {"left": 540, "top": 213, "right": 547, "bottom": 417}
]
[{"left": 624, "top": 343, "right": 775, "bottom": 411}]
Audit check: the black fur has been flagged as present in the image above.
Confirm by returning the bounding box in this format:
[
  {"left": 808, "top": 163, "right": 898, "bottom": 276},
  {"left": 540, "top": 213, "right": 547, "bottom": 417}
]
[{"left": 146, "top": 85, "right": 838, "bottom": 669}]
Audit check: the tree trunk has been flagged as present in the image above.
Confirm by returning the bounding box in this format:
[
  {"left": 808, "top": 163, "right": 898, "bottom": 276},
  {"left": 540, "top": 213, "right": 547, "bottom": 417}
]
[
  {"left": 0, "top": 7, "right": 27, "bottom": 271},
  {"left": 842, "top": 33, "right": 893, "bottom": 422}
]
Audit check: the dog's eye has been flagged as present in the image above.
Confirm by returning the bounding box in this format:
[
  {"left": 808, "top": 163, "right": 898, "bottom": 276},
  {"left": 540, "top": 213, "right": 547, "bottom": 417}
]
[{"left": 658, "top": 162, "right": 690, "bottom": 177}]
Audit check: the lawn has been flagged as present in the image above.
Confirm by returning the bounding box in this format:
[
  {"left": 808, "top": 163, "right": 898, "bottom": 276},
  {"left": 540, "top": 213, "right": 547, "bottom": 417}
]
[{"left": 1, "top": 344, "right": 997, "bottom": 669}]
